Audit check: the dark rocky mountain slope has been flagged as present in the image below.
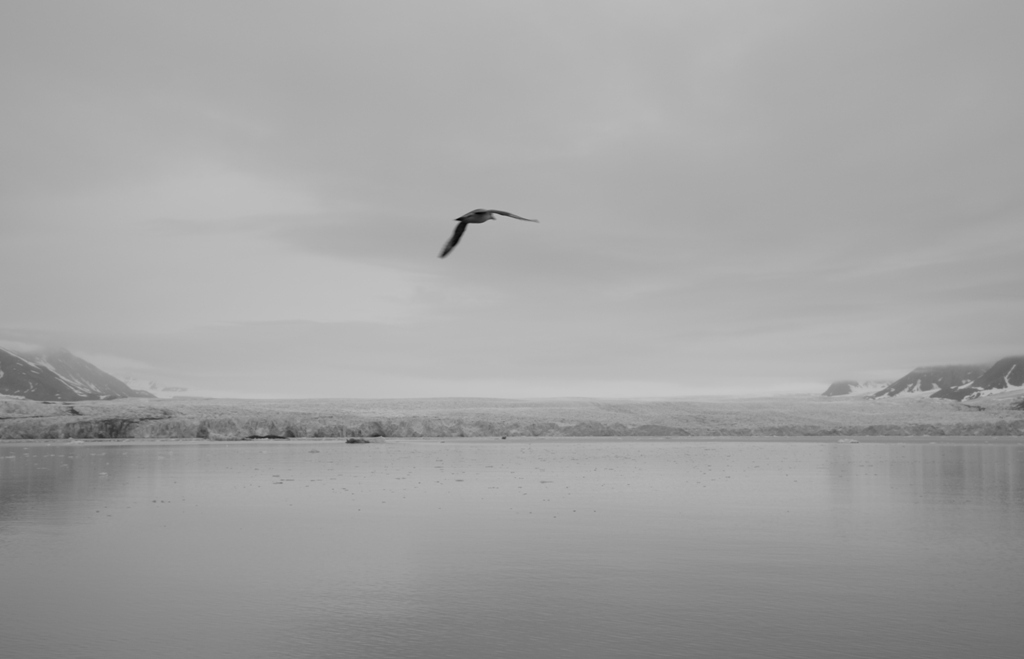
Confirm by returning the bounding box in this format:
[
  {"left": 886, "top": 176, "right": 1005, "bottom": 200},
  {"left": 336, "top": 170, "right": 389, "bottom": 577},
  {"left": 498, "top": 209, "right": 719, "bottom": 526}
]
[
  {"left": 0, "top": 346, "right": 152, "bottom": 401},
  {"left": 932, "top": 356, "right": 1024, "bottom": 401},
  {"left": 869, "top": 364, "right": 990, "bottom": 399}
]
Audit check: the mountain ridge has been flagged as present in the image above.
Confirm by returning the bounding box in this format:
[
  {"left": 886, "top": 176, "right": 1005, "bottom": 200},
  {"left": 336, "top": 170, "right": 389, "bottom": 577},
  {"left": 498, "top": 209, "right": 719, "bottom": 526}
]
[
  {"left": 824, "top": 355, "right": 1024, "bottom": 402},
  {"left": 932, "top": 356, "right": 1024, "bottom": 401},
  {"left": 869, "top": 364, "right": 990, "bottom": 399},
  {"left": 0, "top": 346, "right": 153, "bottom": 402}
]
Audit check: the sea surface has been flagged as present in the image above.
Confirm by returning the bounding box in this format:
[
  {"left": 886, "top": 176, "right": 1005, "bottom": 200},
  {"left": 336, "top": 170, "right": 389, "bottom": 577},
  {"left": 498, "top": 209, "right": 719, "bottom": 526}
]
[{"left": 2, "top": 438, "right": 1023, "bottom": 659}]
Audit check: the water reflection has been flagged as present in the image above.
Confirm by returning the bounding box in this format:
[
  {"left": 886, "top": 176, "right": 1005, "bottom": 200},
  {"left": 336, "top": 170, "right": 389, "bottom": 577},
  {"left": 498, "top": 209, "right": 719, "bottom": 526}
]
[{"left": 2, "top": 440, "right": 1024, "bottom": 659}]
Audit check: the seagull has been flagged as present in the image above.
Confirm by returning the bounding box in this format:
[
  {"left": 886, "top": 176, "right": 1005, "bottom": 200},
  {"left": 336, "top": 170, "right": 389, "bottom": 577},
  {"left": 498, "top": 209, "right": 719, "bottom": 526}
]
[{"left": 439, "top": 208, "right": 539, "bottom": 258}]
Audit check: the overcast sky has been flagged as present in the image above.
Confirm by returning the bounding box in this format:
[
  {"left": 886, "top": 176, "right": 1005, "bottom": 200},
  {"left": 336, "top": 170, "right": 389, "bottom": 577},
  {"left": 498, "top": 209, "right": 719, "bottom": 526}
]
[{"left": 2, "top": 0, "right": 1022, "bottom": 398}]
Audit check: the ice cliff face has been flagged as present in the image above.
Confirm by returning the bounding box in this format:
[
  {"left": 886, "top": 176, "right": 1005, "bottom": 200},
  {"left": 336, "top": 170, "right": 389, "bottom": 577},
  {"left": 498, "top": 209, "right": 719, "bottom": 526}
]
[{"left": 0, "top": 346, "right": 153, "bottom": 401}]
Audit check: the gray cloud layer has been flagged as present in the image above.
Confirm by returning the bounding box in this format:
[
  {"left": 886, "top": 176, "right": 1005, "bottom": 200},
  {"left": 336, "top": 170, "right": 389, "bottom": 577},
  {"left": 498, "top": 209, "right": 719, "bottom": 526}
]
[{"left": 2, "top": 1, "right": 1022, "bottom": 397}]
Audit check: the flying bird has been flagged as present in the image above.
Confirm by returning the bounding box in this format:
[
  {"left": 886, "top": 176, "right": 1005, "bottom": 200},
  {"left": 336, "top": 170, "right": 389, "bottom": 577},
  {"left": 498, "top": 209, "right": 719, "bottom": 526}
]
[{"left": 439, "top": 208, "right": 539, "bottom": 258}]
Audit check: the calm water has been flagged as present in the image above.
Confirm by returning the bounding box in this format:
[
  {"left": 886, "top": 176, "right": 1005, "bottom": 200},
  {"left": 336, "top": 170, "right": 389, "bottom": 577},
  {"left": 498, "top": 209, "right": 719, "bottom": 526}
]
[{"left": 2, "top": 438, "right": 1023, "bottom": 659}]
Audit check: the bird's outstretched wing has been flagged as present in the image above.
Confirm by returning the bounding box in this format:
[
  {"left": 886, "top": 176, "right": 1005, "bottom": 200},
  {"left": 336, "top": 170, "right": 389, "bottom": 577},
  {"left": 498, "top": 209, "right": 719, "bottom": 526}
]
[
  {"left": 439, "top": 221, "right": 469, "bottom": 258},
  {"left": 490, "top": 209, "right": 539, "bottom": 222}
]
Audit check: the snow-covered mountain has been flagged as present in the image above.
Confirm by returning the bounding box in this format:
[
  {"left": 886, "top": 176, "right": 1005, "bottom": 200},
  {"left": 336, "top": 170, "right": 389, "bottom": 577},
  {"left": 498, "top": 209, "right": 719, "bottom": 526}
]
[
  {"left": 869, "top": 364, "right": 990, "bottom": 399},
  {"left": 931, "top": 356, "right": 1024, "bottom": 401},
  {"left": 825, "top": 356, "right": 1024, "bottom": 402},
  {"left": 0, "top": 345, "right": 153, "bottom": 401},
  {"left": 821, "top": 380, "right": 891, "bottom": 397}
]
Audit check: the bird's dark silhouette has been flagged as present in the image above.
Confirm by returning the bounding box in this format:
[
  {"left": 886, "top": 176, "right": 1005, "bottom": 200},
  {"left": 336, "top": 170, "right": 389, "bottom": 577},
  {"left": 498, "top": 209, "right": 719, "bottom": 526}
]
[{"left": 439, "top": 208, "right": 539, "bottom": 258}]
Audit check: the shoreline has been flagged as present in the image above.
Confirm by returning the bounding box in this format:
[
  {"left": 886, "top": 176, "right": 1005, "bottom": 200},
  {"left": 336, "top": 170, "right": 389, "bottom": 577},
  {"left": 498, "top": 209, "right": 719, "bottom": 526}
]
[{"left": 4, "top": 435, "right": 1024, "bottom": 447}]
